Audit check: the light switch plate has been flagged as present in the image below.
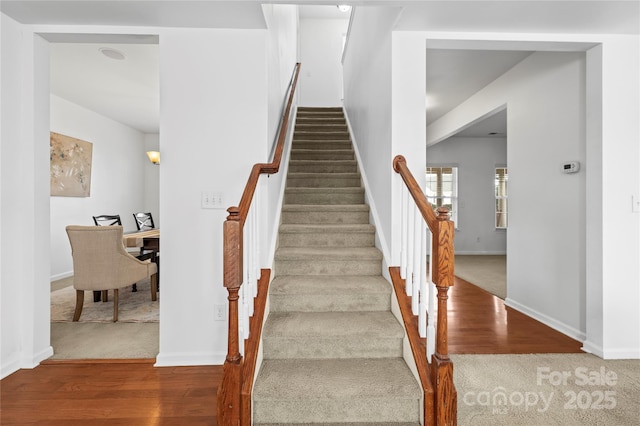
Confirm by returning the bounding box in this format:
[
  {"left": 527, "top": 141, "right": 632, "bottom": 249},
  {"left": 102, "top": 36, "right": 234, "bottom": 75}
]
[
  {"left": 633, "top": 195, "right": 640, "bottom": 213},
  {"left": 201, "top": 191, "right": 224, "bottom": 209}
]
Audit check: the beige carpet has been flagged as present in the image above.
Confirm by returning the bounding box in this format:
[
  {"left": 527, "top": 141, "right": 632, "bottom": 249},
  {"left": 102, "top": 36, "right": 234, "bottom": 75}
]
[
  {"left": 455, "top": 255, "right": 506, "bottom": 299},
  {"left": 51, "top": 277, "right": 158, "bottom": 323},
  {"left": 50, "top": 276, "right": 159, "bottom": 359},
  {"left": 50, "top": 322, "right": 159, "bottom": 359},
  {"left": 453, "top": 353, "right": 640, "bottom": 425}
]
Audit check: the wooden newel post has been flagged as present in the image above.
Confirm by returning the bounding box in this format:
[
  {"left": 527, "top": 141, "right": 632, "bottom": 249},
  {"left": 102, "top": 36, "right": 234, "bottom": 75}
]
[
  {"left": 432, "top": 207, "right": 457, "bottom": 425},
  {"left": 217, "top": 207, "right": 244, "bottom": 425}
]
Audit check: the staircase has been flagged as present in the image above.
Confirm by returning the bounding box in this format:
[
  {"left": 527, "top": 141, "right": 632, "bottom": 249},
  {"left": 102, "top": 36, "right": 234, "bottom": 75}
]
[{"left": 252, "top": 107, "right": 421, "bottom": 425}]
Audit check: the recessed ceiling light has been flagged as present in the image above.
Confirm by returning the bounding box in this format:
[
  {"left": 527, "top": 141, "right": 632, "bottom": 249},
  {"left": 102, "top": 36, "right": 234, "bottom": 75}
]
[
  {"left": 99, "top": 47, "right": 126, "bottom": 60},
  {"left": 337, "top": 5, "right": 352, "bottom": 13}
]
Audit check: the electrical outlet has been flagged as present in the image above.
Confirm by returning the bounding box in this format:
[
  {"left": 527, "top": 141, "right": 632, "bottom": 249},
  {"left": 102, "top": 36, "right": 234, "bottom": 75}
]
[{"left": 214, "top": 304, "right": 226, "bottom": 321}]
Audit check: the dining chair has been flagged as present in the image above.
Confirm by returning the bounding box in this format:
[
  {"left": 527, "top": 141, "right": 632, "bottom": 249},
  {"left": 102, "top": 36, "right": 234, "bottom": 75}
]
[
  {"left": 133, "top": 212, "right": 155, "bottom": 231},
  {"left": 66, "top": 225, "right": 158, "bottom": 322},
  {"left": 92, "top": 214, "right": 122, "bottom": 226},
  {"left": 93, "top": 213, "right": 146, "bottom": 296}
]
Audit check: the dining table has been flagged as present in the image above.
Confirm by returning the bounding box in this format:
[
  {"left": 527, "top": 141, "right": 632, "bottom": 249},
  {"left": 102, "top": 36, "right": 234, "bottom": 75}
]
[{"left": 123, "top": 229, "right": 160, "bottom": 294}]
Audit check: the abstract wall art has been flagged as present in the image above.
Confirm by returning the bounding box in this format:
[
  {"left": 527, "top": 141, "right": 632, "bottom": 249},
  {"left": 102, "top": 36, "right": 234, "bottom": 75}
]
[{"left": 50, "top": 132, "right": 93, "bottom": 197}]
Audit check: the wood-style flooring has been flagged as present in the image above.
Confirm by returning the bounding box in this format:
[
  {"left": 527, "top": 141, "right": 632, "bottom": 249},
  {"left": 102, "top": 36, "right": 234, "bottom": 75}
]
[{"left": 1, "top": 275, "right": 583, "bottom": 424}]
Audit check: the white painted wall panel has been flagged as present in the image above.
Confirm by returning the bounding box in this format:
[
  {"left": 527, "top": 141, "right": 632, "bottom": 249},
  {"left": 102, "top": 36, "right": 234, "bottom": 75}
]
[
  {"left": 427, "top": 137, "right": 507, "bottom": 254},
  {"left": 299, "top": 18, "right": 348, "bottom": 106}
]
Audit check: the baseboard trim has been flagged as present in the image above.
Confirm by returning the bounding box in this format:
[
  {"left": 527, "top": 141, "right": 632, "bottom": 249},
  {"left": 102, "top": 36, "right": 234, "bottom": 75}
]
[
  {"left": 454, "top": 251, "right": 507, "bottom": 255},
  {"left": 50, "top": 271, "right": 73, "bottom": 282},
  {"left": 154, "top": 351, "right": 226, "bottom": 367},
  {"left": 504, "top": 297, "right": 586, "bottom": 342}
]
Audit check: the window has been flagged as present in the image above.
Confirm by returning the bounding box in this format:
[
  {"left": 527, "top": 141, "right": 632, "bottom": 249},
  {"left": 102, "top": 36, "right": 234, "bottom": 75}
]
[
  {"left": 495, "top": 167, "right": 508, "bottom": 228},
  {"left": 425, "top": 166, "right": 458, "bottom": 225}
]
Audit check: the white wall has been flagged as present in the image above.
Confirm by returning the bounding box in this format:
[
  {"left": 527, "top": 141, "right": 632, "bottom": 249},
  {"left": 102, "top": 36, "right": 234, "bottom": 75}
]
[
  {"left": 263, "top": 4, "right": 300, "bottom": 266},
  {"left": 426, "top": 35, "right": 640, "bottom": 358},
  {"left": 299, "top": 18, "right": 349, "bottom": 106},
  {"left": 143, "top": 133, "right": 160, "bottom": 226},
  {"left": 427, "top": 137, "right": 507, "bottom": 254},
  {"left": 1, "top": 14, "right": 52, "bottom": 378},
  {"left": 50, "top": 95, "right": 148, "bottom": 280},
  {"left": 156, "top": 28, "right": 270, "bottom": 366},
  {"left": 342, "top": 6, "right": 409, "bottom": 268},
  {"left": 429, "top": 51, "right": 587, "bottom": 340}
]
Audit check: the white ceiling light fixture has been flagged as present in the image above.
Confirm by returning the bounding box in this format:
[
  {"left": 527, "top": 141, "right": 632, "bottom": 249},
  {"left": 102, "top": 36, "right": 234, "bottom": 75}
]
[
  {"left": 99, "top": 47, "right": 126, "bottom": 60},
  {"left": 337, "top": 5, "right": 351, "bottom": 13}
]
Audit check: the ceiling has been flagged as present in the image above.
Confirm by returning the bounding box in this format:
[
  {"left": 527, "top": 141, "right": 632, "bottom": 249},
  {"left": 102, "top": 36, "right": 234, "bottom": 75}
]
[{"left": 3, "top": 1, "right": 638, "bottom": 135}]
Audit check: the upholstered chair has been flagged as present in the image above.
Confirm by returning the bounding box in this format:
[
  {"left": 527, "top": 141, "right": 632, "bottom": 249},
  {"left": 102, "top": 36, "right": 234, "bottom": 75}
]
[{"left": 66, "top": 225, "right": 158, "bottom": 322}]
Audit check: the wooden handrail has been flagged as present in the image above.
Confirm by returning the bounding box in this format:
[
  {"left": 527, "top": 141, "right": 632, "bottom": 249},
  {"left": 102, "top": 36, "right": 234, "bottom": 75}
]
[
  {"left": 235, "top": 63, "right": 301, "bottom": 226},
  {"left": 393, "top": 154, "right": 457, "bottom": 426},
  {"left": 218, "top": 63, "right": 301, "bottom": 426}
]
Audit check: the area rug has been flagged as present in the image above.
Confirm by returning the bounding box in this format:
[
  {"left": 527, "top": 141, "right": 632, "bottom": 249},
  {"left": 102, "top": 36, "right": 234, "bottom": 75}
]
[
  {"left": 51, "top": 278, "right": 158, "bottom": 323},
  {"left": 454, "top": 255, "right": 506, "bottom": 299},
  {"left": 452, "top": 353, "right": 640, "bottom": 425}
]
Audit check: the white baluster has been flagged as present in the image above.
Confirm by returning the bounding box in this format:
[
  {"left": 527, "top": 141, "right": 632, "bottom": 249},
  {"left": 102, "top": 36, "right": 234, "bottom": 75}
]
[
  {"left": 254, "top": 186, "right": 261, "bottom": 294},
  {"left": 248, "top": 206, "right": 255, "bottom": 317},
  {"left": 400, "top": 184, "right": 408, "bottom": 279},
  {"left": 412, "top": 205, "right": 421, "bottom": 315},
  {"left": 406, "top": 199, "right": 415, "bottom": 296},
  {"left": 426, "top": 230, "right": 436, "bottom": 359},
  {"left": 419, "top": 221, "right": 427, "bottom": 338}
]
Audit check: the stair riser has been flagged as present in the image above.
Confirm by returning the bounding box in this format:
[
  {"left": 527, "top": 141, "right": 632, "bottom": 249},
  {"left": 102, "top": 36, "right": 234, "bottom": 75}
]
[
  {"left": 295, "top": 124, "right": 347, "bottom": 131},
  {"left": 279, "top": 232, "right": 374, "bottom": 248},
  {"left": 288, "top": 162, "right": 357, "bottom": 173},
  {"left": 274, "top": 259, "right": 381, "bottom": 276},
  {"left": 263, "top": 337, "right": 402, "bottom": 359},
  {"left": 294, "top": 132, "right": 349, "bottom": 140},
  {"left": 253, "top": 399, "right": 420, "bottom": 424},
  {"left": 270, "top": 293, "right": 390, "bottom": 312},
  {"left": 281, "top": 210, "right": 369, "bottom": 224},
  {"left": 291, "top": 141, "right": 352, "bottom": 150},
  {"left": 287, "top": 176, "right": 361, "bottom": 188},
  {"left": 290, "top": 151, "right": 354, "bottom": 161},
  {"left": 285, "top": 192, "right": 364, "bottom": 205},
  {"left": 296, "top": 118, "right": 346, "bottom": 125}
]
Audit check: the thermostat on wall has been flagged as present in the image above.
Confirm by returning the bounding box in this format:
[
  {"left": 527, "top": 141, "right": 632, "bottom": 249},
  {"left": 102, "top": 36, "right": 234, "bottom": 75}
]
[{"left": 562, "top": 161, "right": 580, "bottom": 174}]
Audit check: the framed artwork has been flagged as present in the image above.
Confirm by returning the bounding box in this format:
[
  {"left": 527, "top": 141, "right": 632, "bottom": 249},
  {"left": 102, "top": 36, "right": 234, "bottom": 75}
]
[{"left": 50, "top": 132, "right": 93, "bottom": 197}]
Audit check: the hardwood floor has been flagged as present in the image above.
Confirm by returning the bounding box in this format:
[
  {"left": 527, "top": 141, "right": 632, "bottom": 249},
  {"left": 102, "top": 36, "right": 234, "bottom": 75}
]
[
  {"left": 2, "top": 276, "right": 582, "bottom": 424},
  {"left": 0, "top": 359, "right": 220, "bottom": 425},
  {"left": 449, "top": 275, "right": 583, "bottom": 354}
]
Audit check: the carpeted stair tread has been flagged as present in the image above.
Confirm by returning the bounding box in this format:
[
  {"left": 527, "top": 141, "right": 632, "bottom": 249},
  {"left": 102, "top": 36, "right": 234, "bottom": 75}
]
[
  {"left": 293, "top": 131, "right": 350, "bottom": 140},
  {"left": 291, "top": 140, "right": 353, "bottom": 150},
  {"left": 264, "top": 311, "right": 403, "bottom": 339},
  {"left": 286, "top": 172, "right": 362, "bottom": 188},
  {"left": 288, "top": 160, "right": 358, "bottom": 173},
  {"left": 290, "top": 149, "right": 354, "bottom": 160},
  {"left": 279, "top": 223, "right": 375, "bottom": 233},
  {"left": 269, "top": 275, "right": 391, "bottom": 312},
  {"left": 285, "top": 187, "right": 365, "bottom": 205},
  {"left": 253, "top": 358, "right": 421, "bottom": 423},
  {"left": 270, "top": 275, "right": 390, "bottom": 296},
  {"left": 256, "top": 423, "right": 419, "bottom": 426},
  {"left": 281, "top": 204, "right": 370, "bottom": 224},
  {"left": 278, "top": 224, "right": 375, "bottom": 247},
  {"left": 263, "top": 311, "right": 404, "bottom": 359},
  {"left": 275, "top": 247, "right": 382, "bottom": 261}
]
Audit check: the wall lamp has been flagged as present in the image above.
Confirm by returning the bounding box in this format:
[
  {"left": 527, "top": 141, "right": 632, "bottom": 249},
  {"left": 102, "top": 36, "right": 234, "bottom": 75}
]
[{"left": 146, "top": 151, "right": 160, "bottom": 165}]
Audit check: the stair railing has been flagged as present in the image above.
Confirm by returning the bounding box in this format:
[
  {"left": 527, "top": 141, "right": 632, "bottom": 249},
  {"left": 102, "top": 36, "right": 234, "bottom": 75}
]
[
  {"left": 218, "top": 62, "right": 301, "bottom": 426},
  {"left": 392, "top": 155, "right": 457, "bottom": 426}
]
